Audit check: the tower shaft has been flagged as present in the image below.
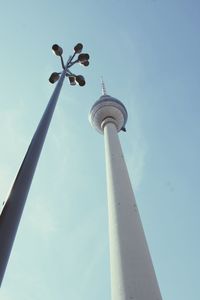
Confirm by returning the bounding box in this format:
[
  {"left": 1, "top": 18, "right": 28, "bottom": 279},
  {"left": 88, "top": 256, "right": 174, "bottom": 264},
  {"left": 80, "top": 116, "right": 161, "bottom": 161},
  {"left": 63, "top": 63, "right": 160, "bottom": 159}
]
[{"left": 104, "top": 121, "right": 162, "bottom": 300}]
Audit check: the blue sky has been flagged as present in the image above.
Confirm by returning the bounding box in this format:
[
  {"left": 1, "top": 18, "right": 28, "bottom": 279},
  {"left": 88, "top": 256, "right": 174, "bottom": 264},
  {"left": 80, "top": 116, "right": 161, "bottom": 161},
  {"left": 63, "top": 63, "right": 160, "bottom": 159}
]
[{"left": 0, "top": 0, "right": 200, "bottom": 299}]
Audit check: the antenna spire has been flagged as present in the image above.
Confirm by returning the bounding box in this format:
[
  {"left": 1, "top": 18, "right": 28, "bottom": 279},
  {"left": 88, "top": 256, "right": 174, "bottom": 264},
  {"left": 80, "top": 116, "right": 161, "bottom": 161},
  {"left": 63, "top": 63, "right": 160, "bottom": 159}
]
[{"left": 101, "top": 77, "right": 107, "bottom": 95}]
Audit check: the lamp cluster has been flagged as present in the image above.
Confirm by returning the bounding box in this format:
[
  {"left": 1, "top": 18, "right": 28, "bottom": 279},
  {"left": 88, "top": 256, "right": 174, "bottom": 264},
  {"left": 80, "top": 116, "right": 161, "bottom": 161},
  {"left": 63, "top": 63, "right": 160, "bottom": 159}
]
[{"left": 49, "top": 43, "right": 90, "bottom": 86}]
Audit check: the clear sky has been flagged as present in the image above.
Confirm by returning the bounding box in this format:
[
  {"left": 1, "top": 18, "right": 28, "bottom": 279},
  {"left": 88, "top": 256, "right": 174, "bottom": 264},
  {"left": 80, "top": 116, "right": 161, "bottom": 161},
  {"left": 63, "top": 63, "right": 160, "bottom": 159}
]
[{"left": 0, "top": 0, "right": 200, "bottom": 299}]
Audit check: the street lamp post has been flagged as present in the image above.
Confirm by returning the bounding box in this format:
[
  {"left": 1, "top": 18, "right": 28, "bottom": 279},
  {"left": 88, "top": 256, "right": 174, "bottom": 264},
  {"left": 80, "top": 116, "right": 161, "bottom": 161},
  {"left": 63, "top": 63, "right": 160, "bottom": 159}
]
[{"left": 0, "top": 43, "right": 90, "bottom": 286}]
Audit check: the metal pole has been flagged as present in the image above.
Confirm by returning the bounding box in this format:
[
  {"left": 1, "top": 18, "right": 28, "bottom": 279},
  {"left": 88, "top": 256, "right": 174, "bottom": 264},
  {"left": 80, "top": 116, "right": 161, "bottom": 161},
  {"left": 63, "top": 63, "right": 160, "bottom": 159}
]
[{"left": 0, "top": 67, "right": 66, "bottom": 286}]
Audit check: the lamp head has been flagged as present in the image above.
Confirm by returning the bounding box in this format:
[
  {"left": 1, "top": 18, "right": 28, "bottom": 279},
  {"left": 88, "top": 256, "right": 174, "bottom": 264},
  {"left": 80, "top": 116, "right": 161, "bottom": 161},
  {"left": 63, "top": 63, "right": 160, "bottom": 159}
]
[
  {"left": 68, "top": 76, "right": 76, "bottom": 85},
  {"left": 76, "top": 75, "right": 86, "bottom": 86},
  {"left": 82, "top": 60, "right": 89, "bottom": 67},
  {"left": 78, "top": 53, "right": 89, "bottom": 63},
  {"left": 52, "top": 44, "right": 63, "bottom": 56},
  {"left": 49, "top": 72, "right": 60, "bottom": 84},
  {"left": 74, "top": 43, "right": 83, "bottom": 54}
]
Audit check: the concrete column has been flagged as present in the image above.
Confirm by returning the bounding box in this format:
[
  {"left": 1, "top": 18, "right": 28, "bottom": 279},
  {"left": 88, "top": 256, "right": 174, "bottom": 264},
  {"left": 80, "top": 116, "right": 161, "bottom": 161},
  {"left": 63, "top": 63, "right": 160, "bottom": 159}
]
[{"left": 103, "top": 121, "right": 162, "bottom": 300}]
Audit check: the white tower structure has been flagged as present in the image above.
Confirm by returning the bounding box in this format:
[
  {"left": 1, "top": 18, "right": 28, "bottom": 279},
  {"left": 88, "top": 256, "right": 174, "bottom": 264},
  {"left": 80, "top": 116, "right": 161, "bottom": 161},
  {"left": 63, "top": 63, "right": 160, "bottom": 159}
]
[{"left": 89, "top": 89, "right": 162, "bottom": 300}]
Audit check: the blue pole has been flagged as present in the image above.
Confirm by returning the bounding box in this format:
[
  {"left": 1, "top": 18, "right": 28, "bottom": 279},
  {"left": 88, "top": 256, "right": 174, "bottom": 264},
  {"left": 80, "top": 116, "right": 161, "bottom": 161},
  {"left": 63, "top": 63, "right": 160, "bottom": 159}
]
[{"left": 0, "top": 67, "right": 66, "bottom": 286}]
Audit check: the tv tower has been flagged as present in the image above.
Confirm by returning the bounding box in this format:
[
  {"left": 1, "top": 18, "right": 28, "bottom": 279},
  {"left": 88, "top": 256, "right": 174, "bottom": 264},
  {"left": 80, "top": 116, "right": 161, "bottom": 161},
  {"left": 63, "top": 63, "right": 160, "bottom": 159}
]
[{"left": 89, "top": 86, "right": 162, "bottom": 300}]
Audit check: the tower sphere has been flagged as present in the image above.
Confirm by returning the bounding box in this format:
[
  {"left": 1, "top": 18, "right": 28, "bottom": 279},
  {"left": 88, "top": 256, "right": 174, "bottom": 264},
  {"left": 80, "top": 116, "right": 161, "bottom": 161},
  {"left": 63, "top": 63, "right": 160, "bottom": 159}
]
[{"left": 89, "top": 94, "right": 128, "bottom": 134}]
